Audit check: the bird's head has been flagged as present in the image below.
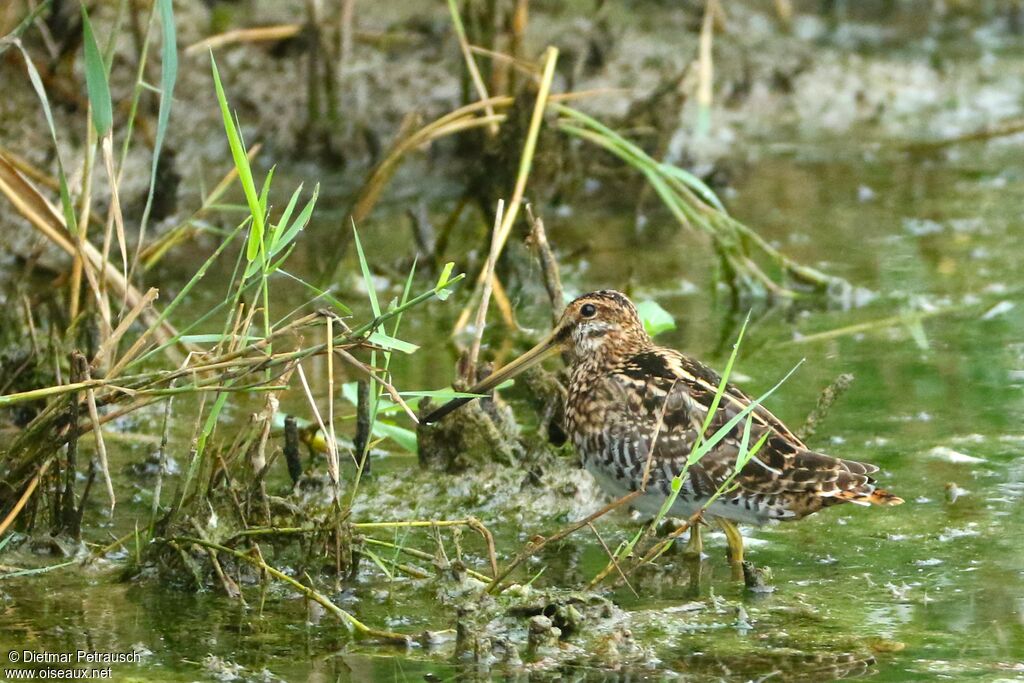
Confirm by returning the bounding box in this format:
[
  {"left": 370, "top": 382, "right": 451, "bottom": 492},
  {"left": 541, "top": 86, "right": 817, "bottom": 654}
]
[
  {"left": 554, "top": 290, "right": 651, "bottom": 360},
  {"left": 422, "top": 290, "right": 650, "bottom": 423}
]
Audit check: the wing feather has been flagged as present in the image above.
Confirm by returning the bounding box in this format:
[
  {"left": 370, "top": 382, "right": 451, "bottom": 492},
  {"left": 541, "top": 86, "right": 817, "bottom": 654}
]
[{"left": 599, "top": 349, "right": 899, "bottom": 516}]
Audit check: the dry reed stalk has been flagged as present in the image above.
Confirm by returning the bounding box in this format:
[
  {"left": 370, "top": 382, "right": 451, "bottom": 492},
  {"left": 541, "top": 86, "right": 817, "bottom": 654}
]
[
  {"left": 296, "top": 362, "right": 340, "bottom": 481},
  {"left": 70, "top": 112, "right": 99, "bottom": 325},
  {"left": 526, "top": 204, "right": 563, "bottom": 322},
  {"left": 453, "top": 46, "right": 559, "bottom": 335},
  {"left": 0, "top": 146, "right": 59, "bottom": 189},
  {"left": 488, "top": 273, "right": 516, "bottom": 328},
  {"left": 91, "top": 287, "right": 159, "bottom": 371},
  {"left": 465, "top": 200, "right": 505, "bottom": 384},
  {"left": 184, "top": 25, "right": 303, "bottom": 55},
  {"left": 334, "top": 348, "right": 417, "bottom": 423},
  {"left": 326, "top": 315, "right": 337, "bottom": 477},
  {"left": 587, "top": 521, "right": 638, "bottom": 598},
  {"left": 99, "top": 134, "right": 129, "bottom": 307},
  {"left": 447, "top": 0, "right": 499, "bottom": 136},
  {"left": 0, "top": 459, "right": 50, "bottom": 537},
  {"left": 78, "top": 357, "right": 115, "bottom": 511},
  {"left": 0, "top": 155, "right": 184, "bottom": 352}
]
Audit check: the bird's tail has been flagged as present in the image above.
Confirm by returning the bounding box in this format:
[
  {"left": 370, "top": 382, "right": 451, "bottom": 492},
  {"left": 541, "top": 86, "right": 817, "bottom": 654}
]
[{"left": 836, "top": 486, "right": 904, "bottom": 506}]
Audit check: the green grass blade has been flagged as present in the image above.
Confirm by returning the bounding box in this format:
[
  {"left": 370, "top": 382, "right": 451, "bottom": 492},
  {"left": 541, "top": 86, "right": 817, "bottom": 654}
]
[
  {"left": 209, "top": 53, "right": 265, "bottom": 263},
  {"left": 658, "top": 163, "right": 726, "bottom": 212},
  {"left": 132, "top": 0, "right": 179, "bottom": 262},
  {"left": 81, "top": 7, "right": 113, "bottom": 136},
  {"left": 12, "top": 43, "right": 77, "bottom": 234},
  {"left": 272, "top": 269, "right": 352, "bottom": 315},
  {"left": 372, "top": 421, "right": 418, "bottom": 454},
  {"left": 267, "top": 184, "right": 302, "bottom": 254},
  {"left": 271, "top": 183, "right": 319, "bottom": 257},
  {"left": 687, "top": 359, "right": 804, "bottom": 467},
  {"left": 124, "top": 221, "right": 247, "bottom": 369},
  {"left": 694, "top": 312, "right": 750, "bottom": 452},
  {"left": 178, "top": 334, "right": 263, "bottom": 344},
  {"left": 400, "top": 389, "right": 488, "bottom": 399},
  {"left": 352, "top": 225, "right": 381, "bottom": 317},
  {"left": 366, "top": 331, "right": 418, "bottom": 354},
  {"left": 258, "top": 165, "right": 275, "bottom": 228},
  {"left": 436, "top": 261, "right": 455, "bottom": 287}
]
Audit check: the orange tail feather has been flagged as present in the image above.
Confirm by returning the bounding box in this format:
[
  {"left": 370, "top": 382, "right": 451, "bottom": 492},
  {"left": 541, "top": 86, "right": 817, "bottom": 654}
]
[{"left": 837, "top": 488, "right": 904, "bottom": 506}]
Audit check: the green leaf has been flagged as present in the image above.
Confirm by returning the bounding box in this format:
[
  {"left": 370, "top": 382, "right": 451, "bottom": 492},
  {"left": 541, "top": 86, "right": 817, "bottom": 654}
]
[
  {"left": 391, "top": 258, "right": 417, "bottom": 337},
  {"left": 257, "top": 165, "right": 276, "bottom": 231},
  {"left": 435, "top": 261, "right": 456, "bottom": 300},
  {"left": 138, "top": 0, "right": 178, "bottom": 239},
  {"left": 271, "top": 184, "right": 318, "bottom": 257},
  {"left": 659, "top": 163, "right": 727, "bottom": 212},
  {"left": 182, "top": 391, "right": 229, "bottom": 506},
  {"left": 81, "top": 8, "right": 113, "bottom": 136},
  {"left": 903, "top": 315, "right": 930, "bottom": 351},
  {"left": 178, "top": 334, "right": 263, "bottom": 344},
  {"left": 367, "top": 330, "right": 419, "bottom": 354},
  {"left": 12, "top": 43, "right": 77, "bottom": 234},
  {"left": 735, "top": 414, "right": 754, "bottom": 474},
  {"left": 636, "top": 300, "right": 676, "bottom": 337},
  {"left": 436, "top": 261, "right": 455, "bottom": 287},
  {"left": 210, "top": 53, "right": 265, "bottom": 263},
  {"left": 694, "top": 312, "right": 750, "bottom": 453},
  {"left": 372, "top": 421, "right": 418, "bottom": 454},
  {"left": 352, "top": 225, "right": 381, "bottom": 317},
  {"left": 341, "top": 381, "right": 365, "bottom": 405},
  {"left": 265, "top": 243, "right": 296, "bottom": 274},
  {"left": 399, "top": 389, "right": 489, "bottom": 399},
  {"left": 273, "top": 269, "right": 352, "bottom": 315},
  {"left": 267, "top": 184, "right": 302, "bottom": 254}
]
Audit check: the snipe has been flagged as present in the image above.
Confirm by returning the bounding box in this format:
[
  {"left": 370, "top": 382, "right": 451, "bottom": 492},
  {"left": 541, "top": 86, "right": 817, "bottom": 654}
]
[{"left": 424, "top": 291, "right": 902, "bottom": 574}]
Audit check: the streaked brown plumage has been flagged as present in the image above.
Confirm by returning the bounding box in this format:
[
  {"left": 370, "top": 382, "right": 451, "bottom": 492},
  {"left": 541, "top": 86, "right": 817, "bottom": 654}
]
[{"left": 425, "top": 290, "right": 902, "bottom": 566}]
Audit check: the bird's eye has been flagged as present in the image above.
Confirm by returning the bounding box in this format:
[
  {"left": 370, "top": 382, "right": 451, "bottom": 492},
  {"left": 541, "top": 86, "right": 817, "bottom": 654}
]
[{"left": 580, "top": 303, "right": 597, "bottom": 318}]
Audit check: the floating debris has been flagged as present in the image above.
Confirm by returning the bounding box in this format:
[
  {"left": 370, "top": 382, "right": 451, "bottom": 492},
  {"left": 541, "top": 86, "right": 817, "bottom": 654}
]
[
  {"left": 938, "top": 525, "right": 981, "bottom": 542},
  {"left": 945, "top": 482, "right": 970, "bottom": 504},
  {"left": 981, "top": 300, "right": 1015, "bottom": 320},
  {"left": 928, "top": 447, "right": 985, "bottom": 464},
  {"left": 868, "top": 638, "right": 906, "bottom": 653},
  {"left": 884, "top": 582, "right": 914, "bottom": 601}
]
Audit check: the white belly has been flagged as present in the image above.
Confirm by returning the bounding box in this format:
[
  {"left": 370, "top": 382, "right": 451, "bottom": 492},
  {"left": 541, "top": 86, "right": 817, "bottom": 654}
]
[{"left": 583, "top": 458, "right": 768, "bottom": 525}]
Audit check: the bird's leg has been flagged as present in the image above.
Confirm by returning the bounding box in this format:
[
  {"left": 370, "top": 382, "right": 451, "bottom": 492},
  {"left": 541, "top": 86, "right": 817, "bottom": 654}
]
[
  {"left": 687, "top": 550, "right": 709, "bottom": 597},
  {"left": 718, "top": 518, "right": 744, "bottom": 581},
  {"left": 684, "top": 523, "right": 703, "bottom": 558}
]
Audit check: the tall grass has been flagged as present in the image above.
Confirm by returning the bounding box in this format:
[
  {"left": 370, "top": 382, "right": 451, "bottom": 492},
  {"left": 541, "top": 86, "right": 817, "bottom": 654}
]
[{"left": 0, "top": 0, "right": 843, "bottom": 645}]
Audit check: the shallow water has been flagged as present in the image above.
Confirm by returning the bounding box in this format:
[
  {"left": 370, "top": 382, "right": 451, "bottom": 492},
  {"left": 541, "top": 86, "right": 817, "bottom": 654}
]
[
  {"left": 5, "top": 6, "right": 1024, "bottom": 676},
  {"left": 3, "top": 128, "right": 1023, "bottom": 681}
]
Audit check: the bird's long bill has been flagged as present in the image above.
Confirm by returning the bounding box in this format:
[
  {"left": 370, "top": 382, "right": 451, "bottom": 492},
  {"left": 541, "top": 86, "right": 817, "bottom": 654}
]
[{"left": 422, "top": 330, "right": 564, "bottom": 424}]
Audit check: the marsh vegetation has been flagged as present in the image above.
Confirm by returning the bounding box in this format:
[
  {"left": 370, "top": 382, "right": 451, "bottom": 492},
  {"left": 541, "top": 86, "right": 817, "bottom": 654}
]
[{"left": 1, "top": 1, "right": 1023, "bottom": 680}]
